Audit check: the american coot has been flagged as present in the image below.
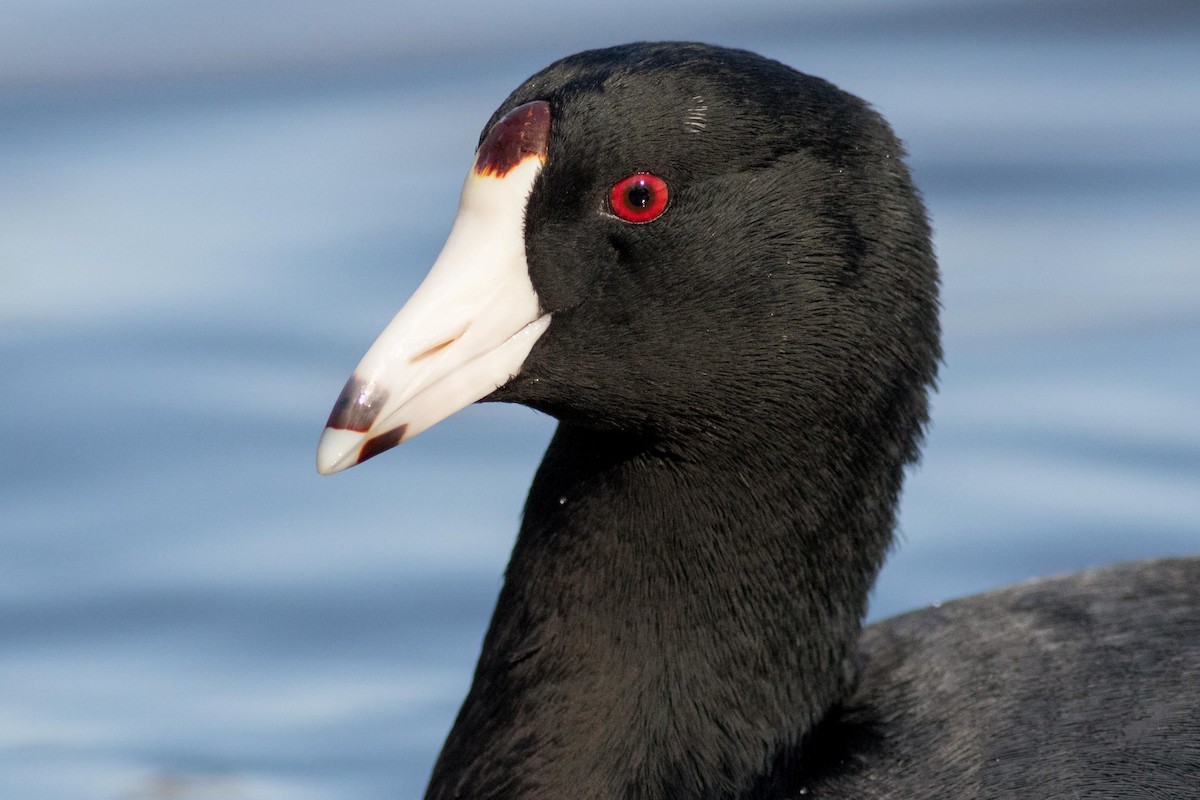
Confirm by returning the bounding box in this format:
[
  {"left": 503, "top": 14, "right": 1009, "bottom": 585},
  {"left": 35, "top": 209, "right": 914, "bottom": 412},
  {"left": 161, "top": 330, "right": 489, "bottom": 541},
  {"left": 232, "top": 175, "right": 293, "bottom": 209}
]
[{"left": 317, "top": 42, "right": 1200, "bottom": 800}]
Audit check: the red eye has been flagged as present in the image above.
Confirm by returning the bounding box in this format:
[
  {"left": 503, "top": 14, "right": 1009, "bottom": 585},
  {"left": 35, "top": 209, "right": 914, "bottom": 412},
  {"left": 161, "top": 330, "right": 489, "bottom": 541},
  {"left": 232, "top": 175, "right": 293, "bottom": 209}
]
[{"left": 609, "top": 172, "right": 669, "bottom": 223}]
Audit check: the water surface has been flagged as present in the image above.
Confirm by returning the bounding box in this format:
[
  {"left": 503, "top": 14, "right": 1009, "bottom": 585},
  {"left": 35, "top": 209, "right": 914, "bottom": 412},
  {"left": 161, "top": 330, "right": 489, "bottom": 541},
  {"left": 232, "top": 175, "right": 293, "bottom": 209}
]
[{"left": 2, "top": 2, "right": 1198, "bottom": 797}]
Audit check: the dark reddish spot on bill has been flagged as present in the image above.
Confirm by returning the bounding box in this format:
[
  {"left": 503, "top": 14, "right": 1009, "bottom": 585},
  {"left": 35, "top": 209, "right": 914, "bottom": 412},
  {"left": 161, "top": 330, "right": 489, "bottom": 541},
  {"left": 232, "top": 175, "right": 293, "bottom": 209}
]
[
  {"left": 325, "top": 376, "right": 389, "bottom": 433},
  {"left": 475, "top": 100, "right": 551, "bottom": 178},
  {"left": 359, "top": 425, "right": 408, "bottom": 464}
]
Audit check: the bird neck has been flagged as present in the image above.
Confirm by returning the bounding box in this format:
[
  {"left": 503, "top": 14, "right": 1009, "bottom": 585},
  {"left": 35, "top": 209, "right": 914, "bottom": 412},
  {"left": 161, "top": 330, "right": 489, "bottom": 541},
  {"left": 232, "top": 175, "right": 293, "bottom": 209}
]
[{"left": 424, "top": 422, "right": 898, "bottom": 800}]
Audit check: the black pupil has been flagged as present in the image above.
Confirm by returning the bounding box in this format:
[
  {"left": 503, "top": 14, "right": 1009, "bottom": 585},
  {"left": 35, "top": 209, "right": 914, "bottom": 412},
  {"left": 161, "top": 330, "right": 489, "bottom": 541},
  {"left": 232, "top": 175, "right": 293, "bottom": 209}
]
[{"left": 626, "top": 182, "right": 652, "bottom": 209}]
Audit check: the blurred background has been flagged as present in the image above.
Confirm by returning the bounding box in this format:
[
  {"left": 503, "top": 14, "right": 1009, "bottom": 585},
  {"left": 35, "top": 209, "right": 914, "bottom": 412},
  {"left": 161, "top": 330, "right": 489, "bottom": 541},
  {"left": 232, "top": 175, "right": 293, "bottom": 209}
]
[{"left": 1, "top": 0, "right": 1197, "bottom": 797}]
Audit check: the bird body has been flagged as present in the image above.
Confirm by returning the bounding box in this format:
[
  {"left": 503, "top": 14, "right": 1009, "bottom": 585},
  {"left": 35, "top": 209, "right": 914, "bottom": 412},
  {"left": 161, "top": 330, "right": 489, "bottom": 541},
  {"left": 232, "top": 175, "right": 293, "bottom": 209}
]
[
  {"left": 820, "top": 558, "right": 1200, "bottom": 798},
  {"left": 318, "top": 42, "right": 1200, "bottom": 800}
]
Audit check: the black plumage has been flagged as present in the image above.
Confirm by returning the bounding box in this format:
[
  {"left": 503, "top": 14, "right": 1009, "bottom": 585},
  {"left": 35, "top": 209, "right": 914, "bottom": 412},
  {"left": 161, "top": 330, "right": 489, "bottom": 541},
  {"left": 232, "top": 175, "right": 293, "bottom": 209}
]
[{"left": 329, "top": 42, "right": 1200, "bottom": 800}]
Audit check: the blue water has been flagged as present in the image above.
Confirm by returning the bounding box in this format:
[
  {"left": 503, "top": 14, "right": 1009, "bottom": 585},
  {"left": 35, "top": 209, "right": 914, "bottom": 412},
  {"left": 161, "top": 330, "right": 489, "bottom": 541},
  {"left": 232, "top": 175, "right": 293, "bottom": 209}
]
[{"left": 2, "top": 1, "right": 1198, "bottom": 797}]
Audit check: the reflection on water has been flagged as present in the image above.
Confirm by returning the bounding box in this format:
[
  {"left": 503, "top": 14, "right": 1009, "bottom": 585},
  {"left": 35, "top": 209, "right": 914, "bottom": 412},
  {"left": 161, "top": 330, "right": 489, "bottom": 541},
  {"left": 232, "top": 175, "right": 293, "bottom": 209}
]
[{"left": 2, "top": 3, "right": 1198, "bottom": 797}]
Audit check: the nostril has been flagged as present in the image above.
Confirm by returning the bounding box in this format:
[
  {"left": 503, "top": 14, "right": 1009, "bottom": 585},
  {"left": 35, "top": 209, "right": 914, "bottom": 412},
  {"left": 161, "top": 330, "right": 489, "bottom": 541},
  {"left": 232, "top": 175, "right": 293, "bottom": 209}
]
[
  {"left": 411, "top": 324, "right": 470, "bottom": 363},
  {"left": 411, "top": 337, "right": 458, "bottom": 362}
]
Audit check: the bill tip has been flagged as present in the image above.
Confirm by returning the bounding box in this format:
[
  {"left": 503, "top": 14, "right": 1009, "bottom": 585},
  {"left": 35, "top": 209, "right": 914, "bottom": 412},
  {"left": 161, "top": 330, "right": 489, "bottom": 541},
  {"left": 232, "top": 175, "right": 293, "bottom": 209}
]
[{"left": 316, "top": 427, "right": 365, "bottom": 475}]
